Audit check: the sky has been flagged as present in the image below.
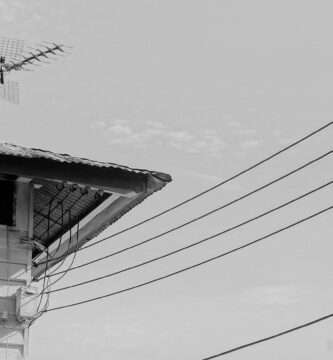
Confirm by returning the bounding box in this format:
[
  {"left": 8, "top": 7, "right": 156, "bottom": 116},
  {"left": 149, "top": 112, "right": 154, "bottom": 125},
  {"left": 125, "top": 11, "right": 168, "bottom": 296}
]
[{"left": 1, "top": 0, "right": 333, "bottom": 359}]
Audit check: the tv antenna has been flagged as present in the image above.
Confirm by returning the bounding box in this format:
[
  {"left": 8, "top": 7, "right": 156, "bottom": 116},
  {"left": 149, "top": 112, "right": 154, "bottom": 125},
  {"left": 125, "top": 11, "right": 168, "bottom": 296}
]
[{"left": 0, "top": 36, "right": 72, "bottom": 104}]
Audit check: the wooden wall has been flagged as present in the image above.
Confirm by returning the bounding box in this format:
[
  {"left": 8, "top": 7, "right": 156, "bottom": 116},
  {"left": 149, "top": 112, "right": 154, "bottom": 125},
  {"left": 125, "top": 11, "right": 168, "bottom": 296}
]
[{"left": 0, "top": 181, "right": 33, "bottom": 359}]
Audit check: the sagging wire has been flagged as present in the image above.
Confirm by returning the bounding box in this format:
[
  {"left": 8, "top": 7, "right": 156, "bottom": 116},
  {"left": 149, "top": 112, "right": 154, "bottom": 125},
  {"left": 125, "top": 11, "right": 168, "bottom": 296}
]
[
  {"left": 45, "top": 180, "right": 333, "bottom": 294},
  {"left": 1, "top": 226, "right": 16, "bottom": 360},
  {"left": 53, "top": 201, "right": 65, "bottom": 256},
  {"left": 33, "top": 184, "right": 71, "bottom": 319},
  {"left": 0, "top": 185, "right": 62, "bottom": 329},
  {"left": 61, "top": 121, "right": 333, "bottom": 253},
  {"left": 0, "top": 183, "right": 66, "bottom": 292},
  {"left": 30, "top": 188, "right": 87, "bottom": 322},
  {"left": 0, "top": 184, "right": 85, "bottom": 329},
  {"left": 46, "top": 208, "right": 74, "bottom": 288},
  {"left": 30, "top": 215, "right": 61, "bottom": 324},
  {"left": 48, "top": 214, "right": 80, "bottom": 289},
  {"left": 31, "top": 184, "right": 67, "bottom": 310},
  {"left": 44, "top": 205, "right": 333, "bottom": 312},
  {"left": 9, "top": 185, "right": 80, "bottom": 285},
  {"left": 33, "top": 182, "right": 66, "bottom": 230},
  {"left": 35, "top": 197, "right": 54, "bottom": 316},
  {"left": 7, "top": 184, "right": 79, "bottom": 286},
  {"left": 40, "top": 206, "right": 82, "bottom": 288},
  {"left": 7, "top": 184, "right": 86, "bottom": 289},
  {"left": 35, "top": 183, "right": 79, "bottom": 241},
  {"left": 40, "top": 201, "right": 71, "bottom": 282},
  {"left": 32, "top": 201, "right": 67, "bottom": 320},
  {"left": 28, "top": 275, "right": 51, "bottom": 327},
  {"left": 0, "top": 184, "right": 86, "bottom": 327},
  {"left": 27, "top": 214, "right": 81, "bottom": 325},
  {"left": 34, "top": 186, "right": 88, "bottom": 273},
  {"left": 38, "top": 150, "right": 333, "bottom": 276}
]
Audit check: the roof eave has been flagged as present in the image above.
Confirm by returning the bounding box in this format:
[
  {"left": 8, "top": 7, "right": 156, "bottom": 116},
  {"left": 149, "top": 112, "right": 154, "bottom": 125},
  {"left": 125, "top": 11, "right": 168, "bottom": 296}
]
[
  {"left": 32, "top": 177, "right": 169, "bottom": 279},
  {"left": 0, "top": 154, "right": 170, "bottom": 194}
]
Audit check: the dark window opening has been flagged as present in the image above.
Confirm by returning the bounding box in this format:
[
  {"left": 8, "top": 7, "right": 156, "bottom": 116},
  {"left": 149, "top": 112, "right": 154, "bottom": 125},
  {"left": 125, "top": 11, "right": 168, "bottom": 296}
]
[{"left": 0, "top": 179, "right": 15, "bottom": 225}]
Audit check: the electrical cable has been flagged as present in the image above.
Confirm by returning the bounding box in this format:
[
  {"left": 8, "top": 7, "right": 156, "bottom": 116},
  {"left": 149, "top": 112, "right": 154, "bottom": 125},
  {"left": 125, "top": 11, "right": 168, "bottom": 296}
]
[
  {"left": 53, "top": 201, "right": 64, "bottom": 255},
  {"left": 27, "top": 212, "right": 81, "bottom": 325},
  {"left": 46, "top": 207, "right": 74, "bottom": 279},
  {"left": 39, "top": 149, "right": 332, "bottom": 273},
  {"left": 33, "top": 183, "right": 65, "bottom": 230},
  {"left": 37, "top": 266, "right": 50, "bottom": 317},
  {"left": 75, "top": 121, "right": 333, "bottom": 252},
  {"left": 34, "top": 188, "right": 72, "bottom": 316},
  {"left": 29, "top": 273, "right": 52, "bottom": 326},
  {"left": 201, "top": 312, "right": 333, "bottom": 359},
  {"left": 36, "top": 199, "right": 53, "bottom": 312},
  {"left": 11, "top": 121, "right": 333, "bottom": 284},
  {"left": 36, "top": 184, "right": 80, "bottom": 240},
  {"left": 43, "top": 204, "right": 333, "bottom": 311},
  {"left": 1, "top": 228, "right": 20, "bottom": 332},
  {"left": 47, "top": 218, "right": 80, "bottom": 289},
  {"left": 45, "top": 180, "right": 333, "bottom": 293},
  {"left": 3, "top": 189, "right": 86, "bottom": 286},
  {"left": 25, "top": 222, "right": 81, "bottom": 325},
  {"left": 33, "top": 189, "right": 87, "bottom": 274},
  {"left": 33, "top": 213, "right": 80, "bottom": 307}
]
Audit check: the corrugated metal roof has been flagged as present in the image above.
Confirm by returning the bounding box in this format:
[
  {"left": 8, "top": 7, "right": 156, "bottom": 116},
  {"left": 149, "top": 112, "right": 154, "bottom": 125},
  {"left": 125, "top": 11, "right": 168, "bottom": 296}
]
[
  {"left": 33, "top": 181, "right": 109, "bottom": 256},
  {"left": 0, "top": 142, "right": 172, "bottom": 277},
  {"left": 0, "top": 142, "right": 171, "bottom": 182}
]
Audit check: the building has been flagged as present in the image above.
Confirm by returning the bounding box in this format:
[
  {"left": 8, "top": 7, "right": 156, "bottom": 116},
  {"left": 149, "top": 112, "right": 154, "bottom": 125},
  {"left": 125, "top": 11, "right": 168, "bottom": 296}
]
[{"left": 0, "top": 142, "right": 171, "bottom": 359}]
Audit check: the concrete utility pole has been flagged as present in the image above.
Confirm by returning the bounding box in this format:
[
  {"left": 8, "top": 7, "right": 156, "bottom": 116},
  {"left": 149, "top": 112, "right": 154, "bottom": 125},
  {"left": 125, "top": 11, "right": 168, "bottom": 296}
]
[{"left": 0, "top": 179, "right": 37, "bottom": 360}]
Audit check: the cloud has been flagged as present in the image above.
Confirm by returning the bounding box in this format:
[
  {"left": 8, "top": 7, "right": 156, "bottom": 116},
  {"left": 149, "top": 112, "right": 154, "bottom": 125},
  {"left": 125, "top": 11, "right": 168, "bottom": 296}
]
[
  {"left": 231, "top": 128, "right": 258, "bottom": 136},
  {"left": 271, "top": 129, "right": 283, "bottom": 137},
  {"left": 0, "top": 0, "right": 24, "bottom": 22},
  {"left": 176, "top": 169, "right": 246, "bottom": 191},
  {"left": 277, "top": 137, "right": 297, "bottom": 146},
  {"left": 107, "top": 123, "right": 132, "bottom": 137},
  {"left": 240, "top": 285, "right": 306, "bottom": 306},
  {"left": 182, "top": 171, "right": 221, "bottom": 184},
  {"left": 0, "top": 0, "right": 45, "bottom": 25},
  {"left": 144, "top": 120, "right": 166, "bottom": 129},
  {"left": 92, "top": 119, "right": 227, "bottom": 157},
  {"left": 227, "top": 120, "right": 242, "bottom": 128},
  {"left": 242, "top": 139, "right": 262, "bottom": 149}
]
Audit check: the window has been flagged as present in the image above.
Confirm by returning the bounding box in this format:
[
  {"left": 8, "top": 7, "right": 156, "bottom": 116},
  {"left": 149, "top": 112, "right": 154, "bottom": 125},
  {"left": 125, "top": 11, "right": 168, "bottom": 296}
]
[{"left": 0, "top": 179, "right": 15, "bottom": 225}]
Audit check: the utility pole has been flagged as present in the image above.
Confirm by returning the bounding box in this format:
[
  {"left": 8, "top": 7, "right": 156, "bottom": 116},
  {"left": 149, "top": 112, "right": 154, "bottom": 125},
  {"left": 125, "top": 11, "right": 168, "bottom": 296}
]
[{"left": 0, "top": 178, "right": 37, "bottom": 359}]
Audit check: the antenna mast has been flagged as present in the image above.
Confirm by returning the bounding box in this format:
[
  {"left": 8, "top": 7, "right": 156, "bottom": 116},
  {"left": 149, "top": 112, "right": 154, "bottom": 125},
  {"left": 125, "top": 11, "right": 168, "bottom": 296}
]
[{"left": 0, "top": 36, "right": 71, "bottom": 104}]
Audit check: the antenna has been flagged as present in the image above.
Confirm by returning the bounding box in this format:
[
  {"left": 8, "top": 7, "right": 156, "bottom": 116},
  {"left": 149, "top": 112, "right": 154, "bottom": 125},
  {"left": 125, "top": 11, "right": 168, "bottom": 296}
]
[
  {"left": 0, "top": 36, "right": 72, "bottom": 104},
  {"left": 0, "top": 36, "right": 24, "bottom": 62},
  {"left": 0, "top": 78, "right": 19, "bottom": 104}
]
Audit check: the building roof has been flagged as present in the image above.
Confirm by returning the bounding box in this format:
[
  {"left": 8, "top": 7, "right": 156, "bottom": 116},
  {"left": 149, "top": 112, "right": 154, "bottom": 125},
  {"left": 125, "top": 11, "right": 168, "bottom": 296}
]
[
  {"left": 0, "top": 142, "right": 172, "bottom": 278},
  {"left": 0, "top": 142, "right": 171, "bottom": 192},
  {"left": 0, "top": 142, "right": 171, "bottom": 180}
]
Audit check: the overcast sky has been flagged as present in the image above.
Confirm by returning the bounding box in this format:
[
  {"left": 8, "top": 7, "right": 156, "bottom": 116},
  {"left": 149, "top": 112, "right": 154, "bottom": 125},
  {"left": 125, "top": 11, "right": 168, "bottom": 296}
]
[{"left": 1, "top": 1, "right": 333, "bottom": 359}]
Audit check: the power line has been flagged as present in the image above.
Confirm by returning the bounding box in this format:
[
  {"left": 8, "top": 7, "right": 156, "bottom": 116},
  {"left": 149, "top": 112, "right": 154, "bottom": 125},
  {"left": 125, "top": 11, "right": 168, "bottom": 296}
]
[
  {"left": 33, "top": 183, "right": 65, "bottom": 230},
  {"left": 201, "top": 313, "right": 333, "bottom": 359},
  {"left": 81, "top": 122, "right": 332, "bottom": 251},
  {"left": 33, "top": 222, "right": 82, "bottom": 312},
  {"left": 37, "top": 186, "right": 85, "bottom": 240},
  {"left": 37, "top": 121, "right": 333, "bottom": 260},
  {"left": 39, "top": 149, "right": 333, "bottom": 272},
  {"left": 36, "top": 195, "right": 56, "bottom": 315},
  {"left": 46, "top": 180, "right": 333, "bottom": 293},
  {"left": 46, "top": 218, "right": 80, "bottom": 289},
  {"left": 44, "top": 205, "right": 333, "bottom": 311},
  {"left": 14, "top": 219, "right": 82, "bottom": 323}
]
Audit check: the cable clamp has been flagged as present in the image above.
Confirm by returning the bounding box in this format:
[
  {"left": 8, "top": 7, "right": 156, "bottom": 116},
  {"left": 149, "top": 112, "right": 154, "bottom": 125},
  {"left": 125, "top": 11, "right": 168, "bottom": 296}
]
[{"left": 20, "top": 237, "right": 54, "bottom": 259}]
